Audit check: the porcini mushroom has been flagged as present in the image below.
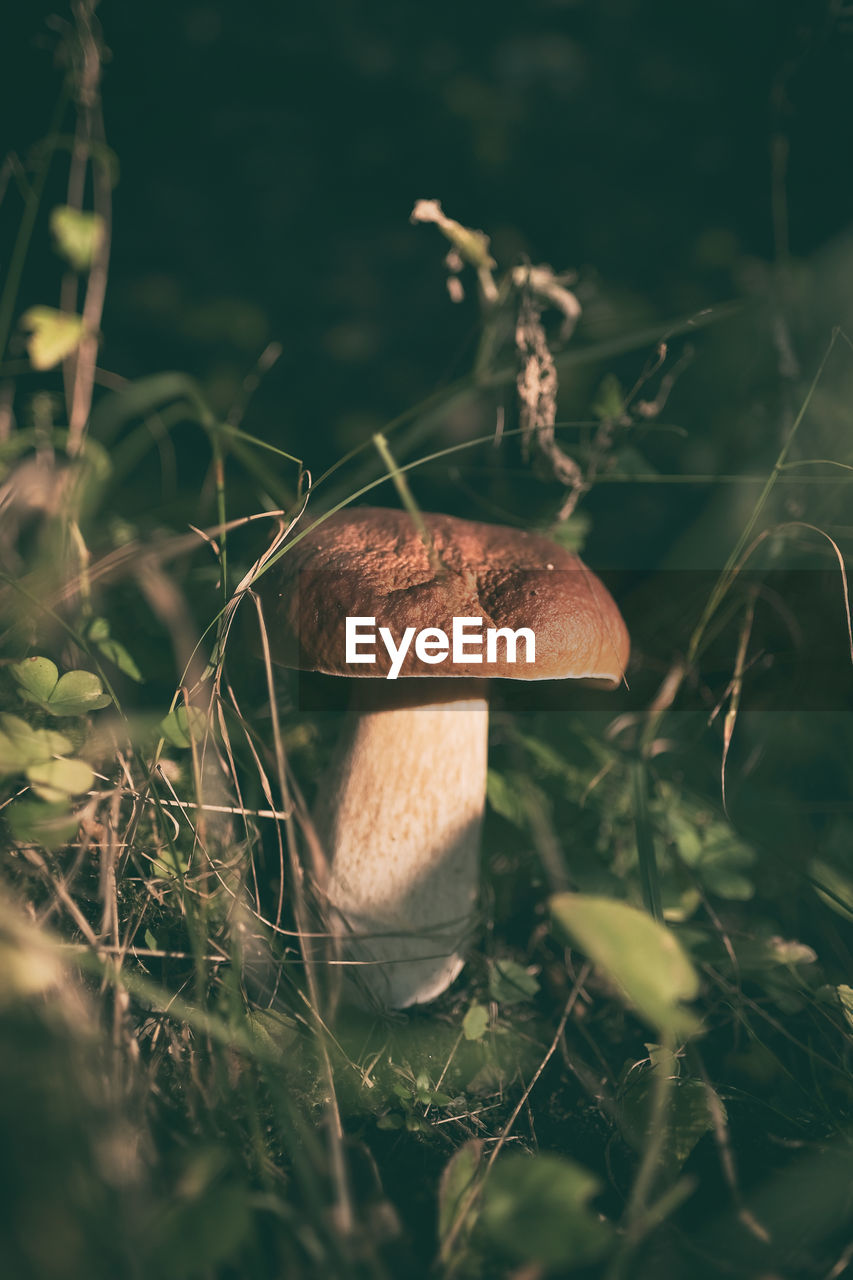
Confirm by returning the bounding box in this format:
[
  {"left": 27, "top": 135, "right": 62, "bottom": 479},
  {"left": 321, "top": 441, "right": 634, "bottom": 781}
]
[{"left": 259, "top": 507, "right": 629, "bottom": 1008}]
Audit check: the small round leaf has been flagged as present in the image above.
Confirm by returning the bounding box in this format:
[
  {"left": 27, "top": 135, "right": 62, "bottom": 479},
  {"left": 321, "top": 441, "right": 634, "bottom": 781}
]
[
  {"left": 27, "top": 757, "right": 94, "bottom": 803},
  {"left": 50, "top": 205, "right": 105, "bottom": 272},
  {"left": 21, "top": 307, "right": 85, "bottom": 371},
  {"left": 462, "top": 1003, "right": 489, "bottom": 1042}
]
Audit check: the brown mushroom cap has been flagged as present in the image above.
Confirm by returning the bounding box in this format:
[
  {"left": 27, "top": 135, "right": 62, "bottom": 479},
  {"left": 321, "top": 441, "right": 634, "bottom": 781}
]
[{"left": 259, "top": 506, "right": 629, "bottom": 682}]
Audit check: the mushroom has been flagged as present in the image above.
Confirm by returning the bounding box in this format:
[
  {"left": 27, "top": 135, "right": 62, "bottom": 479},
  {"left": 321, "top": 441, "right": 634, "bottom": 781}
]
[{"left": 259, "top": 507, "right": 629, "bottom": 1008}]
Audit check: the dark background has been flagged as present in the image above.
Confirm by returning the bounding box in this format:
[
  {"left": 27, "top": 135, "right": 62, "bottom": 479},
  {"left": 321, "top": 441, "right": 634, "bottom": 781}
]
[{"left": 3, "top": 1, "right": 853, "bottom": 565}]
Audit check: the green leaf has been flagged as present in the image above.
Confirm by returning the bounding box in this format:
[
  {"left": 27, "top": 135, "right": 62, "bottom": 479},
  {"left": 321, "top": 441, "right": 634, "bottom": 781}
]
[
  {"left": 462, "top": 1003, "right": 489, "bottom": 1041},
  {"left": 551, "top": 893, "right": 700, "bottom": 1038},
  {"left": 21, "top": 307, "right": 85, "bottom": 370},
  {"left": 479, "top": 1153, "right": 612, "bottom": 1268},
  {"left": 619, "top": 1054, "right": 719, "bottom": 1177},
  {"left": 488, "top": 958, "right": 540, "bottom": 1006},
  {"left": 486, "top": 769, "right": 528, "bottom": 827},
  {"left": 26, "top": 757, "right": 94, "bottom": 803},
  {"left": 438, "top": 1140, "right": 482, "bottom": 1252},
  {"left": 49, "top": 205, "right": 104, "bottom": 271},
  {"left": 10, "top": 656, "right": 59, "bottom": 703},
  {"left": 87, "top": 617, "right": 144, "bottom": 682},
  {"left": 152, "top": 846, "right": 190, "bottom": 878},
  {"left": 95, "top": 637, "right": 143, "bottom": 682},
  {"left": 0, "top": 714, "right": 71, "bottom": 771},
  {"left": 7, "top": 799, "right": 79, "bottom": 850},
  {"left": 592, "top": 373, "right": 625, "bottom": 421},
  {"left": 44, "top": 670, "right": 111, "bottom": 716},
  {"left": 246, "top": 1008, "right": 299, "bottom": 1055},
  {"left": 160, "top": 705, "right": 207, "bottom": 749},
  {"left": 663, "top": 799, "right": 755, "bottom": 902},
  {"left": 10, "top": 659, "right": 110, "bottom": 715}
]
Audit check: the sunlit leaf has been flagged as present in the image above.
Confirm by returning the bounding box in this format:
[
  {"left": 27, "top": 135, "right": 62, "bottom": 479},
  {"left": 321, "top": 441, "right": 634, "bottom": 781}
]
[
  {"left": 26, "top": 757, "right": 94, "bottom": 803},
  {"left": 49, "top": 205, "right": 105, "bottom": 272},
  {"left": 479, "top": 1153, "right": 612, "bottom": 1268},
  {"left": 44, "top": 670, "right": 111, "bottom": 716},
  {"left": 152, "top": 846, "right": 191, "bottom": 878},
  {"left": 21, "top": 307, "right": 85, "bottom": 370},
  {"left": 10, "top": 656, "right": 59, "bottom": 704},
  {"left": 551, "top": 893, "right": 700, "bottom": 1037},
  {"left": 10, "top": 659, "right": 110, "bottom": 716}
]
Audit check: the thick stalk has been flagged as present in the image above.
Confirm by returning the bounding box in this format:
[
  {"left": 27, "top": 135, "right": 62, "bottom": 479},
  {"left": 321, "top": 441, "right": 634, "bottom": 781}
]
[{"left": 318, "top": 680, "right": 488, "bottom": 1008}]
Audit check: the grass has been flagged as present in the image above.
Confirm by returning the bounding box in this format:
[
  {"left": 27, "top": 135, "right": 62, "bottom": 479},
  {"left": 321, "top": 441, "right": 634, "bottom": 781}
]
[{"left": 3, "top": 7, "right": 853, "bottom": 1279}]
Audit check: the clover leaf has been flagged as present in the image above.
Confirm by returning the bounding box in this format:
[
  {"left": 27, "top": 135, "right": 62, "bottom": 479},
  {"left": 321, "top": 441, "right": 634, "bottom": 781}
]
[
  {"left": 26, "top": 757, "right": 94, "bottom": 804},
  {"left": 11, "top": 657, "right": 111, "bottom": 716}
]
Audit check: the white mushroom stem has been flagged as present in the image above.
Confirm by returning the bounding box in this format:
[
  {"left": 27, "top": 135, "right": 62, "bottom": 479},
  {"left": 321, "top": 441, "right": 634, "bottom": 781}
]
[{"left": 318, "top": 679, "right": 488, "bottom": 1008}]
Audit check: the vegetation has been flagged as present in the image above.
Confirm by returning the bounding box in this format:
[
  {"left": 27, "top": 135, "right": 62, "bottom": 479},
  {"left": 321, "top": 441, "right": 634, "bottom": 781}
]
[{"left": 2, "top": 4, "right": 853, "bottom": 1278}]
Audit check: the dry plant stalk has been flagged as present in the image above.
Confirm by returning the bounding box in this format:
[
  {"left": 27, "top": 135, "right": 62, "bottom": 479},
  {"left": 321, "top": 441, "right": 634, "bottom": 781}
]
[{"left": 514, "top": 266, "right": 585, "bottom": 518}]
